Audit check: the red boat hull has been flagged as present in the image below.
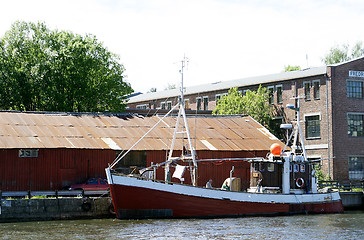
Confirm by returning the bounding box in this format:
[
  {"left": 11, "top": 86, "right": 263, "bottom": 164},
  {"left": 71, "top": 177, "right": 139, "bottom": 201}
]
[{"left": 109, "top": 183, "right": 344, "bottom": 219}]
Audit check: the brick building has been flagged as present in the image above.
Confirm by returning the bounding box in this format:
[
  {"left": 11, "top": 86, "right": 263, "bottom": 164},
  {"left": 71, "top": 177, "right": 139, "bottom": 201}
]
[{"left": 127, "top": 57, "right": 364, "bottom": 181}]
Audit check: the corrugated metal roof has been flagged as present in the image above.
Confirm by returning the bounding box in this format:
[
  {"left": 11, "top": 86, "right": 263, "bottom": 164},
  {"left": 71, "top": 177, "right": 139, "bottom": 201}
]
[
  {"left": 0, "top": 111, "right": 284, "bottom": 151},
  {"left": 128, "top": 66, "right": 327, "bottom": 103}
]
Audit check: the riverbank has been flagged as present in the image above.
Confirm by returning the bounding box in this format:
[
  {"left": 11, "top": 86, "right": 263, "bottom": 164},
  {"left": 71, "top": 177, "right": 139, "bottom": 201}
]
[{"left": 0, "top": 197, "right": 114, "bottom": 223}]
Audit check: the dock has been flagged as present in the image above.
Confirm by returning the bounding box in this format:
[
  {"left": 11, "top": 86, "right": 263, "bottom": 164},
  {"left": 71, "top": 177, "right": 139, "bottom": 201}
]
[{"left": 0, "top": 190, "right": 114, "bottom": 223}]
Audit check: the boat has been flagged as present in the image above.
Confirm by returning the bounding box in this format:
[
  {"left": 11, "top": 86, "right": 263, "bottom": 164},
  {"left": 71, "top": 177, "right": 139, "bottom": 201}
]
[{"left": 105, "top": 57, "right": 344, "bottom": 219}]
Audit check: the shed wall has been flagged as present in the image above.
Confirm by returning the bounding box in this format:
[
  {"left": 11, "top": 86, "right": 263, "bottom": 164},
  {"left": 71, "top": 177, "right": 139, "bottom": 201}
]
[{"left": 0, "top": 149, "right": 115, "bottom": 191}]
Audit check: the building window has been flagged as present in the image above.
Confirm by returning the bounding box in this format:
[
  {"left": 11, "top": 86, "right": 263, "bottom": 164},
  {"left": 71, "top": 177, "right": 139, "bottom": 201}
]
[
  {"left": 304, "top": 81, "right": 311, "bottom": 101},
  {"left": 203, "top": 96, "right": 209, "bottom": 110},
  {"left": 313, "top": 80, "right": 320, "bottom": 100},
  {"left": 305, "top": 115, "right": 320, "bottom": 139},
  {"left": 19, "top": 149, "right": 39, "bottom": 158},
  {"left": 184, "top": 99, "right": 190, "bottom": 109},
  {"left": 167, "top": 101, "right": 172, "bottom": 110},
  {"left": 215, "top": 94, "right": 221, "bottom": 102},
  {"left": 276, "top": 85, "right": 283, "bottom": 104},
  {"left": 347, "top": 80, "right": 364, "bottom": 98},
  {"left": 268, "top": 86, "right": 274, "bottom": 104},
  {"left": 347, "top": 113, "right": 364, "bottom": 137},
  {"left": 136, "top": 104, "right": 148, "bottom": 109},
  {"left": 196, "top": 97, "right": 202, "bottom": 111},
  {"left": 348, "top": 156, "right": 364, "bottom": 180},
  {"left": 267, "top": 163, "right": 275, "bottom": 172},
  {"left": 243, "top": 90, "right": 249, "bottom": 95}
]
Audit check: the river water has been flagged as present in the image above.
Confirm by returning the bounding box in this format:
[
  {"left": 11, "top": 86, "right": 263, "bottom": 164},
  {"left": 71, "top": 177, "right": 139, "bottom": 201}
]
[{"left": 1, "top": 211, "right": 363, "bottom": 240}]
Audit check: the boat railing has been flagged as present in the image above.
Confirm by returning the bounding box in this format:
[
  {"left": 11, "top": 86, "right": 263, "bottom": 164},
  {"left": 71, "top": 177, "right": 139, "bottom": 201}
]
[
  {"left": 319, "top": 180, "right": 364, "bottom": 192},
  {"left": 112, "top": 171, "right": 249, "bottom": 192}
]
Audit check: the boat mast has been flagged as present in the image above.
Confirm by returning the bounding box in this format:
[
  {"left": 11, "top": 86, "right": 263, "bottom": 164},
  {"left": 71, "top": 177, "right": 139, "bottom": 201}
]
[{"left": 165, "top": 56, "right": 198, "bottom": 186}]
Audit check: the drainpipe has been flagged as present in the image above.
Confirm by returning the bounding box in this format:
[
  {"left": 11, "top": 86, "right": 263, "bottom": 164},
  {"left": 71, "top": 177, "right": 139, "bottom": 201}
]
[{"left": 325, "top": 73, "right": 331, "bottom": 178}]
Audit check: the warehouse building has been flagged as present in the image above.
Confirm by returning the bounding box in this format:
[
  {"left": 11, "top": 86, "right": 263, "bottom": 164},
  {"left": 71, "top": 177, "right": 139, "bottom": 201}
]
[{"left": 0, "top": 111, "right": 282, "bottom": 191}]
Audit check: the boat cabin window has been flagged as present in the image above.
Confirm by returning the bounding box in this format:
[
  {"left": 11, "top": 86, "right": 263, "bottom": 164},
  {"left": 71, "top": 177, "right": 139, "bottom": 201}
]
[
  {"left": 294, "top": 164, "right": 299, "bottom": 173},
  {"left": 267, "top": 163, "right": 275, "bottom": 172},
  {"left": 253, "top": 163, "right": 259, "bottom": 171},
  {"left": 259, "top": 163, "right": 265, "bottom": 172},
  {"left": 300, "top": 164, "right": 305, "bottom": 172}
]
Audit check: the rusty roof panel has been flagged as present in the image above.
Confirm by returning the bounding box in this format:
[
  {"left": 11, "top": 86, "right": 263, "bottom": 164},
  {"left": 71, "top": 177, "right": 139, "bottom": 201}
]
[{"left": 0, "top": 112, "right": 284, "bottom": 151}]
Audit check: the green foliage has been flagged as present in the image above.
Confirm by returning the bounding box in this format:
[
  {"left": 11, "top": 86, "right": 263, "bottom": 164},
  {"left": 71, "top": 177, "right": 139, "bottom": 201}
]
[
  {"left": 322, "top": 41, "right": 364, "bottom": 65},
  {"left": 314, "top": 164, "right": 331, "bottom": 182},
  {"left": 212, "top": 87, "right": 244, "bottom": 115},
  {"left": 31, "top": 195, "right": 47, "bottom": 199},
  {"left": 284, "top": 65, "right": 301, "bottom": 72},
  {"left": 0, "top": 21, "right": 133, "bottom": 112},
  {"left": 213, "top": 86, "right": 274, "bottom": 130}
]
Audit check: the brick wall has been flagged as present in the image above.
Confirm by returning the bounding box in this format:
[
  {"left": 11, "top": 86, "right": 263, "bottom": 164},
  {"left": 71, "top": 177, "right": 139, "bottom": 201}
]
[{"left": 330, "top": 58, "right": 364, "bottom": 180}]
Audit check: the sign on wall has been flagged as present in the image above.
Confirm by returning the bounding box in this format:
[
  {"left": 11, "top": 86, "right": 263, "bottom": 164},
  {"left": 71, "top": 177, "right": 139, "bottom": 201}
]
[{"left": 349, "top": 70, "right": 364, "bottom": 78}]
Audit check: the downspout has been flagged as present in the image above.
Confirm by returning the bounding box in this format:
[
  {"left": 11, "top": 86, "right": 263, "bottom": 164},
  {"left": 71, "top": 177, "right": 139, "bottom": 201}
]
[{"left": 325, "top": 72, "right": 331, "bottom": 178}]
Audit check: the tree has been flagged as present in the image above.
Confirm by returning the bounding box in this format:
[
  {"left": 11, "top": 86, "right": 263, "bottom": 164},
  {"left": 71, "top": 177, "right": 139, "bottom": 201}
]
[
  {"left": 322, "top": 41, "right": 364, "bottom": 65},
  {"left": 0, "top": 21, "right": 133, "bottom": 112},
  {"left": 213, "top": 86, "right": 274, "bottom": 130},
  {"left": 212, "top": 87, "right": 244, "bottom": 115},
  {"left": 284, "top": 65, "right": 301, "bottom": 72}
]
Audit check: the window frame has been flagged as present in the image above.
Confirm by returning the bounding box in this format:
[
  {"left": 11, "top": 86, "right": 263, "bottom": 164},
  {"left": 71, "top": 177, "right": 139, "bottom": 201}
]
[
  {"left": 304, "top": 113, "right": 321, "bottom": 139},
  {"left": 348, "top": 156, "right": 364, "bottom": 180},
  {"left": 303, "top": 81, "right": 311, "bottom": 101},
  {"left": 313, "top": 80, "right": 320, "bottom": 100},
  {"left": 196, "top": 97, "right": 202, "bottom": 111},
  {"left": 136, "top": 104, "right": 148, "bottom": 109},
  {"left": 347, "top": 79, "right": 364, "bottom": 99},
  {"left": 267, "top": 86, "right": 274, "bottom": 105},
  {"left": 161, "top": 102, "right": 166, "bottom": 110},
  {"left": 267, "top": 163, "right": 275, "bottom": 172},
  {"left": 167, "top": 101, "right": 172, "bottom": 110},
  {"left": 184, "top": 99, "right": 190, "bottom": 109},
  {"left": 203, "top": 96, "right": 209, "bottom": 111},
  {"left": 347, "top": 112, "right": 364, "bottom": 137},
  {"left": 276, "top": 84, "right": 283, "bottom": 104}
]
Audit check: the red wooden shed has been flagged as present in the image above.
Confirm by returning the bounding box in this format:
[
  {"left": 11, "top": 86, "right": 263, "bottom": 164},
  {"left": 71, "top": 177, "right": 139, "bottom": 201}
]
[{"left": 0, "top": 111, "right": 284, "bottom": 191}]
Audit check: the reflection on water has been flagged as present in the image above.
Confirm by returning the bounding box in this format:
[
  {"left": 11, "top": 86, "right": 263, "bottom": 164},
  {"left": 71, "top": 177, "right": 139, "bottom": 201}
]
[{"left": 0, "top": 211, "right": 363, "bottom": 240}]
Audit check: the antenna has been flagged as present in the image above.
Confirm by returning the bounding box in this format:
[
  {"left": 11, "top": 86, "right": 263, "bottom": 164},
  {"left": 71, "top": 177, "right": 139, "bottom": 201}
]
[{"left": 179, "top": 55, "right": 189, "bottom": 105}]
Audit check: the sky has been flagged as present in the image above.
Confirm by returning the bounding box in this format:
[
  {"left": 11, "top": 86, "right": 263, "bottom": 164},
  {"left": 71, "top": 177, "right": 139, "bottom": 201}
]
[{"left": 1, "top": 0, "right": 364, "bottom": 93}]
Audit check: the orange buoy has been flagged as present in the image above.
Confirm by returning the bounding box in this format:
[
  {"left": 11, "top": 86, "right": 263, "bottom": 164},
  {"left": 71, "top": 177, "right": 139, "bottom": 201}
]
[{"left": 270, "top": 143, "right": 282, "bottom": 156}]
